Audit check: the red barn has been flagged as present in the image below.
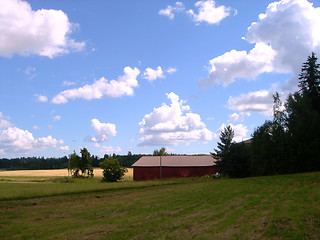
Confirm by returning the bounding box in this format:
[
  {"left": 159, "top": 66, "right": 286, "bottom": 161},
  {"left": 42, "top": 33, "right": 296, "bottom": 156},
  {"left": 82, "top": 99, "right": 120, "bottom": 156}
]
[{"left": 132, "top": 155, "right": 219, "bottom": 181}]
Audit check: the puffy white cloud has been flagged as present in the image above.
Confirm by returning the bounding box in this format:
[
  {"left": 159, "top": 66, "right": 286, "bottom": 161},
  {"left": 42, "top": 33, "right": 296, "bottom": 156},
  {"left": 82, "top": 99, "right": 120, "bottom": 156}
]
[
  {"left": 87, "top": 119, "right": 117, "bottom": 143},
  {"left": 53, "top": 115, "right": 61, "bottom": 121},
  {"left": 139, "top": 92, "right": 212, "bottom": 146},
  {"left": 159, "top": 1, "right": 232, "bottom": 24},
  {"left": 143, "top": 66, "right": 165, "bottom": 82},
  {"left": 0, "top": 113, "right": 13, "bottom": 129},
  {"left": 59, "top": 146, "right": 70, "bottom": 152},
  {"left": 0, "top": 126, "right": 63, "bottom": 156},
  {"left": 214, "top": 123, "right": 248, "bottom": 142},
  {"left": 0, "top": 0, "right": 85, "bottom": 58},
  {"left": 228, "top": 89, "right": 276, "bottom": 117},
  {"left": 52, "top": 66, "right": 140, "bottom": 104},
  {"left": 159, "top": 2, "right": 185, "bottom": 19},
  {"left": 188, "top": 0, "right": 232, "bottom": 24},
  {"left": 199, "top": 43, "right": 276, "bottom": 87},
  {"left": 35, "top": 94, "right": 48, "bottom": 103},
  {"left": 200, "top": 0, "right": 320, "bottom": 89}
]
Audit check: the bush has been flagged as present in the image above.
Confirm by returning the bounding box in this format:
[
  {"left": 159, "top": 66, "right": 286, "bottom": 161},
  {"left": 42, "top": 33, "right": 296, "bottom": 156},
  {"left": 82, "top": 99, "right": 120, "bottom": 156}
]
[{"left": 100, "top": 157, "right": 127, "bottom": 182}]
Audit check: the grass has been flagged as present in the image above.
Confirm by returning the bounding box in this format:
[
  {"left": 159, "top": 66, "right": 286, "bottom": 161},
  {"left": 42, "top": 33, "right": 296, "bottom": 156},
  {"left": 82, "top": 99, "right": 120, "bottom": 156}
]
[{"left": 0, "top": 172, "right": 319, "bottom": 239}]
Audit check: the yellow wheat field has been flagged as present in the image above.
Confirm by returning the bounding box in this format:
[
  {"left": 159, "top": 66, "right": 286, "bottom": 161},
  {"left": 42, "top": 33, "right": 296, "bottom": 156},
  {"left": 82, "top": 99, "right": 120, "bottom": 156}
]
[{"left": 0, "top": 168, "right": 133, "bottom": 178}]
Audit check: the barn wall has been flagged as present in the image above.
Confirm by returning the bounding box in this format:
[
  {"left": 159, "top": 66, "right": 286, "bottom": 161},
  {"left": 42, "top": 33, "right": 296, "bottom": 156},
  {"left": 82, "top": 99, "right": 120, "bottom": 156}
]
[{"left": 133, "top": 166, "right": 219, "bottom": 181}]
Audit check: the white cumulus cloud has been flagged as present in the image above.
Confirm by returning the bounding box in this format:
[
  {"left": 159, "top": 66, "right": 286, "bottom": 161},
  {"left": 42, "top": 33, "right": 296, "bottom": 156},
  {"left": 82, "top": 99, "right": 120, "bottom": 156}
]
[
  {"left": 143, "top": 66, "right": 165, "bottom": 82},
  {"left": 199, "top": 0, "right": 320, "bottom": 90},
  {"left": 52, "top": 67, "right": 140, "bottom": 104},
  {"left": 59, "top": 146, "right": 70, "bottom": 152},
  {"left": 159, "top": 1, "right": 233, "bottom": 25},
  {"left": 188, "top": 0, "right": 232, "bottom": 24},
  {"left": 0, "top": 126, "right": 63, "bottom": 156},
  {"left": 139, "top": 92, "right": 212, "bottom": 146},
  {"left": 228, "top": 88, "right": 276, "bottom": 117},
  {"left": 199, "top": 43, "right": 276, "bottom": 87},
  {"left": 0, "top": 0, "right": 85, "bottom": 58},
  {"left": 214, "top": 123, "right": 248, "bottom": 142},
  {"left": 86, "top": 119, "right": 117, "bottom": 143}
]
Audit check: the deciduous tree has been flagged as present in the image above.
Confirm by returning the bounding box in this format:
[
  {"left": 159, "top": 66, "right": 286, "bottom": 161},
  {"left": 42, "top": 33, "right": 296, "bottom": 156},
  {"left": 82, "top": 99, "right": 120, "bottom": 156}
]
[{"left": 100, "top": 156, "right": 127, "bottom": 182}]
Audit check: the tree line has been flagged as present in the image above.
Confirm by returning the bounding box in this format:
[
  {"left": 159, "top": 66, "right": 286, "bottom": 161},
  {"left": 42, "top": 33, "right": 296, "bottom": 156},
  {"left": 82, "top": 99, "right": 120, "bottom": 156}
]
[
  {"left": 213, "top": 53, "right": 320, "bottom": 177},
  {"left": 0, "top": 152, "right": 145, "bottom": 170}
]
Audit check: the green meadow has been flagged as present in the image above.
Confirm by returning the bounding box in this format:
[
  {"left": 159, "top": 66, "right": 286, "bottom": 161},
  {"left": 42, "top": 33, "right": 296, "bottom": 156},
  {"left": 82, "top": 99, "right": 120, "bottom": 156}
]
[{"left": 0, "top": 172, "right": 319, "bottom": 239}]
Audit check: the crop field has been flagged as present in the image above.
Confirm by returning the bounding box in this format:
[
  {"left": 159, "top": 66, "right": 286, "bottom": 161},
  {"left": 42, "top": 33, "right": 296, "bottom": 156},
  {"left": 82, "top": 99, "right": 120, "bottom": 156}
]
[
  {"left": 0, "top": 172, "right": 319, "bottom": 240},
  {"left": 0, "top": 168, "right": 133, "bottom": 179}
]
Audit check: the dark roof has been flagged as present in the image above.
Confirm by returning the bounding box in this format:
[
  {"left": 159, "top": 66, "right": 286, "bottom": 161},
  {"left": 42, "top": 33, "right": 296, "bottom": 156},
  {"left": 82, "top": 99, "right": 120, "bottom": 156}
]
[
  {"left": 132, "top": 155, "right": 216, "bottom": 167},
  {"left": 242, "top": 139, "right": 252, "bottom": 144}
]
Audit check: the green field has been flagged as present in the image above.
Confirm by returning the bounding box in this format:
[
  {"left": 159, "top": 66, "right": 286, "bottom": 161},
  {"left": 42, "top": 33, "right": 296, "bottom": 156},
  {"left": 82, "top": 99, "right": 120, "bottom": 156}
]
[{"left": 0, "top": 172, "right": 319, "bottom": 239}]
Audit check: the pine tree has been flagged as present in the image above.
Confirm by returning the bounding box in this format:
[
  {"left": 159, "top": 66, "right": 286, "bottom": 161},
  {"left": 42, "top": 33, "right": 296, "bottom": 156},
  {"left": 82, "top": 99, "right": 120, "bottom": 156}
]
[{"left": 298, "top": 52, "right": 320, "bottom": 112}]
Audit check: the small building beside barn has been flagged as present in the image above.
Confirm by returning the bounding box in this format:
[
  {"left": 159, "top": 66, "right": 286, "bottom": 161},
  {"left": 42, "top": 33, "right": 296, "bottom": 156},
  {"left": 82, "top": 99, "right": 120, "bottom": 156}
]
[{"left": 132, "top": 155, "right": 218, "bottom": 181}]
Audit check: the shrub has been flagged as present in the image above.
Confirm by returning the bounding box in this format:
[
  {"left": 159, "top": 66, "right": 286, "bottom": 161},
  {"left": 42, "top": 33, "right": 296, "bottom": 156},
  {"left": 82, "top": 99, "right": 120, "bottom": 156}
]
[{"left": 100, "top": 157, "right": 127, "bottom": 182}]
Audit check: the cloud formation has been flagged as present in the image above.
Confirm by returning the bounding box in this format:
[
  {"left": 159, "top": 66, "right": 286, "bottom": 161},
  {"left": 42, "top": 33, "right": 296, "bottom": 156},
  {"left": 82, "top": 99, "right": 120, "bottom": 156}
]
[
  {"left": 0, "top": 0, "right": 85, "bottom": 58},
  {"left": 52, "top": 67, "right": 140, "bottom": 104},
  {"left": 139, "top": 92, "right": 212, "bottom": 146},
  {"left": 94, "top": 144, "right": 122, "bottom": 154},
  {"left": 0, "top": 113, "right": 13, "bottom": 129},
  {"left": 35, "top": 94, "right": 48, "bottom": 103},
  {"left": 228, "top": 88, "right": 276, "bottom": 117},
  {"left": 143, "top": 66, "right": 165, "bottom": 82},
  {"left": 0, "top": 126, "right": 63, "bottom": 156},
  {"left": 214, "top": 123, "right": 248, "bottom": 142},
  {"left": 167, "top": 67, "right": 177, "bottom": 74},
  {"left": 199, "top": 0, "right": 320, "bottom": 90},
  {"left": 59, "top": 146, "right": 70, "bottom": 152},
  {"left": 159, "top": 1, "right": 232, "bottom": 24},
  {"left": 159, "top": 2, "right": 185, "bottom": 19},
  {"left": 187, "top": 0, "right": 231, "bottom": 24},
  {"left": 87, "top": 119, "right": 117, "bottom": 143}
]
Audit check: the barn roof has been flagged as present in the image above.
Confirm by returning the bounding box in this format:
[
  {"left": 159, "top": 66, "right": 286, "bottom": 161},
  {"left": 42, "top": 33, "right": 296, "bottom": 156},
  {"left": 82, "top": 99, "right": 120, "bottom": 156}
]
[{"left": 132, "top": 155, "right": 216, "bottom": 167}]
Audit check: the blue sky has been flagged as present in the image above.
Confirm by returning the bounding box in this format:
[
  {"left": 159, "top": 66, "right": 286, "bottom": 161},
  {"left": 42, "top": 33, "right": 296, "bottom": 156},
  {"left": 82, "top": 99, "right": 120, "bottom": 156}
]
[{"left": 1, "top": 0, "right": 319, "bottom": 158}]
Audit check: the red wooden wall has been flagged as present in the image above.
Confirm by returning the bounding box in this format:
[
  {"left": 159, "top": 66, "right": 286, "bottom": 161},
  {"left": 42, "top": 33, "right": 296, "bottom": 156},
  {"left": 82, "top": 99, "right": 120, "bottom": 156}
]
[{"left": 133, "top": 166, "right": 219, "bottom": 181}]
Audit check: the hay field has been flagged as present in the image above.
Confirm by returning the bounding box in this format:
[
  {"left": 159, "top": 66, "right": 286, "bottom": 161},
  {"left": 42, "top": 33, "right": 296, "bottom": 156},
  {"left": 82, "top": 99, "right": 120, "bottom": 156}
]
[
  {"left": 1, "top": 172, "right": 319, "bottom": 239},
  {"left": 0, "top": 167, "right": 133, "bottom": 178}
]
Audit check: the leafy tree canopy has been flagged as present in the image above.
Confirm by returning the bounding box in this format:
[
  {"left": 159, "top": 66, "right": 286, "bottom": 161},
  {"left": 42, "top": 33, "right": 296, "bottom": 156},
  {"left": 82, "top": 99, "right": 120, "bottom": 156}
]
[
  {"left": 153, "top": 147, "right": 168, "bottom": 156},
  {"left": 69, "top": 148, "right": 93, "bottom": 178},
  {"left": 100, "top": 156, "right": 127, "bottom": 182}
]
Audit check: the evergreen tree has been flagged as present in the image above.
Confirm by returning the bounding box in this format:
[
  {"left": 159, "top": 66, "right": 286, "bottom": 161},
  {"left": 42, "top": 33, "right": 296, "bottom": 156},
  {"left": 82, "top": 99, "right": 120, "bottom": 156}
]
[
  {"left": 285, "top": 53, "right": 320, "bottom": 172},
  {"left": 211, "top": 125, "right": 234, "bottom": 173},
  {"left": 298, "top": 52, "right": 320, "bottom": 112}
]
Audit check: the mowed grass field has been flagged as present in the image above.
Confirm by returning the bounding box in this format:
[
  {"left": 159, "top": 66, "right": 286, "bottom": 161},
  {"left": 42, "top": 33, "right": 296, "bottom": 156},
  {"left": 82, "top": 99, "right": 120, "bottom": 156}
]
[{"left": 0, "top": 172, "right": 319, "bottom": 240}]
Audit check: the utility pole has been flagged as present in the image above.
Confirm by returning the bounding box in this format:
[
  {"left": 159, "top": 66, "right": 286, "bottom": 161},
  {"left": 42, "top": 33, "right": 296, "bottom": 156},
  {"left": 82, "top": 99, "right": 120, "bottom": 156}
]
[
  {"left": 68, "top": 157, "right": 70, "bottom": 180},
  {"left": 160, "top": 155, "right": 162, "bottom": 179}
]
